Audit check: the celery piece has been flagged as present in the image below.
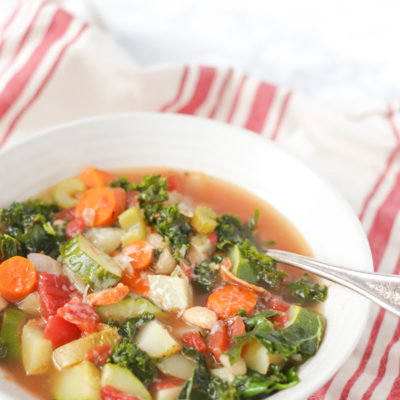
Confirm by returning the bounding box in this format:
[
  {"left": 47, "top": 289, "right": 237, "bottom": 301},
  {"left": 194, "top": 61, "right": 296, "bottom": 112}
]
[
  {"left": 192, "top": 205, "right": 217, "bottom": 235},
  {"left": 0, "top": 308, "right": 25, "bottom": 360},
  {"left": 52, "top": 178, "right": 86, "bottom": 209}
]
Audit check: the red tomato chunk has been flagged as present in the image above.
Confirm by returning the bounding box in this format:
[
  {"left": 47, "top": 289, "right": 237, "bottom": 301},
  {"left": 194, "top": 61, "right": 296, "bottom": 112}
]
[
  {"left": 37, "top": 272, "right": 80, "bottom": 319},
  {"left": 153, "top": 378, "right": 184, "bottom": 391},
  {"left": 65, "top": 217, "right": 85, "bottom": 239},
  {"left": 227, "top": 316, "right": 246, "bottom": 348},
  {"left": 86, "top": 344, "right": 112, "bottom": 367},
  {"left": 181, "top": 332, "right": 207, "bottom": 354},
  {"left": 57, "top": 297, "right": 99, "bottom": 333},
  {"left": 54, "top": 208, "right": 76, "bottom": 221},
  {"left": 101, "top": 386, "right": 139, "bottom": 400},
  {"left": 44, "top": 315, "right": 81, "bottom": 347},
  {"left": 207, "top": 320, "right": 228, "bottom": 361}
]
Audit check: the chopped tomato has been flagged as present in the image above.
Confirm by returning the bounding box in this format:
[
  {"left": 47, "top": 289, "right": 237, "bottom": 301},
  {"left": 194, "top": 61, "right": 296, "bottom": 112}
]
[
  {"left": 181, "top": 332, "right": 207, "bottom": 354},
  {"left": 86, "top": 344, "right": 112, "bottom": 367},
  {"left": 54, "top": 208, "right": 76, "bottom": 221},
  {"left": 208, "top": 231, "right": 218, "bottom": 246},
  {"left": 65, "top": 217, "right": 85, "bottom": 239},
  {"left": 207, "top": 320, "right": 228, "bottom": 361},
  {"left": 121, "top": 270, "right": 150, "bottom": 297},
  {"left": 44, "top": 315, "right": 81, "bottom": 347},
  {"left": 153, "top": 378, "right": 185, "bottom": 391},
  {"left": 101, "top": 386, "right": 139, "bottom": 400},
  {"left": 165, "top": 175, "right": 179, "bottom": 192},
  {"left": 180, "top": 261, "right": 193, "bottom": 280},
  {"left": 227, "top": 316, "right": 246, "bottom": 348},
  {"left": 270, "top": 312, "right": 288, "bottom": 330},
  {"left": 57, "top": 297, "right": 100, "bottom": 333},
  {"left": 37, "top": 272, "right": 80, "bottom": 319},
  {"left": 265, "top": 296, "right": 290, "bottom": 312},
  {"left": 126, "top": 191, "right": 140, "bottom": 208}
]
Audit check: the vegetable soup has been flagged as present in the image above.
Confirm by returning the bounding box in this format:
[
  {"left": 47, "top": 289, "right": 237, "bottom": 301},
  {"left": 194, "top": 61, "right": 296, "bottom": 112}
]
[{"left": 0, "top": 167, "right": 328, "bottom": 400}]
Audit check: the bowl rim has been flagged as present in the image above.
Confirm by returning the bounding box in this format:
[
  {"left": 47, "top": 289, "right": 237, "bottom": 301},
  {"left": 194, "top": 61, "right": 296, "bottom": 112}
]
[{"left": 0, "top": 112, "right": 372, "bottom": 399}]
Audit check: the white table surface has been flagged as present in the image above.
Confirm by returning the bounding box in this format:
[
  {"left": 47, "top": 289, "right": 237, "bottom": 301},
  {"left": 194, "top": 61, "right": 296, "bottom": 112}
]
[{"left": 1, "top": 0, "right": 399, "bottom": 109}]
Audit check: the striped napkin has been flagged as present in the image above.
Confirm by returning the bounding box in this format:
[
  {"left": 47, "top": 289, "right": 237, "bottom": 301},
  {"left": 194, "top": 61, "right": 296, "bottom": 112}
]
[{"left": 1, "top": 1, "right": 400, "bottom": 399}]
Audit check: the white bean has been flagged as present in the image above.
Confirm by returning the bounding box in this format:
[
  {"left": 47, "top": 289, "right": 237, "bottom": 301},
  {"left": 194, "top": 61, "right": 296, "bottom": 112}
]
[{"left": 183, "top": 306, "right": 217, "bottom": 330}]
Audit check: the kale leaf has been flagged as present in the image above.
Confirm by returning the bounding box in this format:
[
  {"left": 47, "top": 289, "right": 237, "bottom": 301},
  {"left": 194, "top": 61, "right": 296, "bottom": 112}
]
[
  {"left": 0, "top": 201, "right": 65, "bottom": 260},
  {"left": 208, "top": 377, "right": 239, "bottom": 400},
  {"left": 215, "top": 211, "right": 259, "bottom": 250},
  {"left": 192, "top": 261, "right": 218, "bottom": 293},
  {"left": 233, "top": 365, "right": 299, "bottom": 398},
  {"left": 286, "top": 274, "right": 328, "bottom": 305},
  {"left": 143, "top": 202, "right": 193, "bottom": 258},
  {"left": 109, "top": 177, "right": 134, "bottom": 191},
  {"left": 108, "top": 312, "right": 157, "bottom": 384}
]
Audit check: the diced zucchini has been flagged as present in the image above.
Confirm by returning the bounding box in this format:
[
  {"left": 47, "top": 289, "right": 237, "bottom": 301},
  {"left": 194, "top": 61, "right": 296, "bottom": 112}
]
[
  {"left": 96, "top": 294, "right": 163, "bottom": 323},
  {"left": 118, "top": 207, "right": 147, "bottom": 246},
  {"left": 21, "top": 320, "right": 52, "bottom": 375},
  {"left": 85, "top": 227, "right": 124, "bottom": 254},
  {"left": 101, "top": 364, "right": 151, "bottom": 400},
  {"left": 0, "top": 308, "right": 25, "bottom": 360},
  {"left": 53, "top": 328, "right": 120, "bottom": 369},
  {"left": 155, "top": 385, "right": 184, "bottom": 400},
  {"left": 51, "top": 360, "right": 101, "bottom": 400},
  {"left": 18, "top": 292, "right": 41, "bottom": 316},
  {"left": 229, "top": 245, "right": 258, "bottom": 284},
  {"left": 148, "top": 275, "right": 191, "bottom": 311},
  {"left": 61, "top": 234, "right": 121, "bottom": 290},
  {"left": 157, "top": 352, "right": 195, "bottom": 380},
  {"left": 191, "top": 205, "right": 217, "bottom": 234},
  {"left": 136, "top": 320, "right": 181, "bottom": 358},
  {"left": 243, "top": 339, "right": 270, "bottom": 374},
  {"left": 53, "top": 178, "right": 86, "bottom": 209}
]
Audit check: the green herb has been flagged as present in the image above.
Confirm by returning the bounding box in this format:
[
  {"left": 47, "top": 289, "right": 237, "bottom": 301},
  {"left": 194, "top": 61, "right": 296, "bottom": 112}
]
[
  {"left": 215, "top": 211, "right": 259, "bottom": 250},
  {"left": 109, "top": 177, "right": 133, "bottom": 191},
  {"left": 286, "top": 274, "right": 328, "bottom": 304},
  {"left": 233, "top": 365, "right": 299, "bottom": 397},
  {"left": 108, "top": 312, "right": 157, "bottom": 384},
  {"left": 0, "top": 201, "right": 65, "bottom": 260},
  {"left": 208, "top": 377, "right": 239, "bottom": 400},
  {"left": 193, "top": 261, "right": 218, "bottom": 293}
]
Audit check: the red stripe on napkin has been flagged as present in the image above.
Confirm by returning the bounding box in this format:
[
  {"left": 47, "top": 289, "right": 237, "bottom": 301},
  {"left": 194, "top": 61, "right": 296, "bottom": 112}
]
[
  {"left": 244, "top": 81, "right": 277, "bottom": 133},
  {"left": 388, "top": 361, "right": 400, "bottom": 399},
  {"left": 226, "top": 74, "right": 247, "bottom": 123},
  {"left": 176, "top": 65, "right": 216, "bottom": 114},
  {"left": 159, "top": 65, "right": 189, "bottom": 112},
  {"left": 0, "top": 9, "right": 72, "bottom": 121},
  {"left": 0, "top": 3, "right": 22, "bottom": 55}
]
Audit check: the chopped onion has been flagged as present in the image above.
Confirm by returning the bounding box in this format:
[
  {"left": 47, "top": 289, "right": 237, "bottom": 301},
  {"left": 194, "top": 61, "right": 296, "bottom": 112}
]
[{"left": 28, "top": 253, "right": 63, "bottom": 274}]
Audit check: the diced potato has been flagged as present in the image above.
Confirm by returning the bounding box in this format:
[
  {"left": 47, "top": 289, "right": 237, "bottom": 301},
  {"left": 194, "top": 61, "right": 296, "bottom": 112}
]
[
  {"left": 211, "top": 368, "right": 235, "bottom": 383},
  {"left": 85, "top": 227, "right": 123, "bottom": 254},
  {"left": 18, "top": 292, "right": 41, "bottom": 316},
  {"left": 53, "top": 328, "right": 120, "bottom": 369},
  {"left": 155, "top": 385, "right": 184, "bottom": 400},
  {"left": 148, "top": 275, "right": 191, "bottom": 311},
  {"left": 157, "top": 352, "right": 195, "bottom": 380},
  {"left": 220, "top": 354, "right": 247, "bottom": 376},
  {"left": 136, "top": 320, "right": 181, "bottom": 358},
  {"left": 101, "top": 364, "right": 151, "bottom": 400},
  {"left": 153, "top": 247, "right": 176, "bottom": 274},
  {"left": 243, "top": 339, "right": 270, "bottom": 374},
  {"left": 22, "top": 320, "right": 52, "bottom": 375},
  {"left": 186, "top": 233, "right": 214, "bottom": 265},
  {"left": 51, "top": 360, "right": 101, "bottom": 400}
]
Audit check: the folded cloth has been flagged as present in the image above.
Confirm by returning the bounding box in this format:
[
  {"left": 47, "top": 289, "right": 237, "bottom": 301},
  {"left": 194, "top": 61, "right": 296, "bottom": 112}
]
[{"left": 1, "top": 1, "right": 400, "bottom": 399}]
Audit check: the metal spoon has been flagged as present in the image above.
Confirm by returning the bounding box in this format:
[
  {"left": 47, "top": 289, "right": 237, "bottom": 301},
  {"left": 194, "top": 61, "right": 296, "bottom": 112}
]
[{"left": 265, "top": 249, "right": 400, "bottom": 317}]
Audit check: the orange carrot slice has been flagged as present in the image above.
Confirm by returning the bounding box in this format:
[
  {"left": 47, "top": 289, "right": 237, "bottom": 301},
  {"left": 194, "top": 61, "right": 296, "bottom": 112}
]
[
  {"left": 86, "top": 284, "right": 129, "bottom": 306},
  {"left": 121, "top": 270, "right": 150, "bottom": 297},
  {"left": 122, "top": 240, "right": 153, "bottom": 270},
  {"left": 79, "top": 166, "right": 115, "bottom": 188},
  {"left": 76, "top": 187, "right": 126, "bottom": 226},
  {"left": 206, "top": 285, "right": 257, "bottom": 319},
  {"left": 0, "top": 256, "right": 37, "bottom": 301}
]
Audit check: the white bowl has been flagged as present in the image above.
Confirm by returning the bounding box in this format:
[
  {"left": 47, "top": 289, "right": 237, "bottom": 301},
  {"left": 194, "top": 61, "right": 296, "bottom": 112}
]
[{"left": 0, "top": 113, "right": 372, "bottom": 400}]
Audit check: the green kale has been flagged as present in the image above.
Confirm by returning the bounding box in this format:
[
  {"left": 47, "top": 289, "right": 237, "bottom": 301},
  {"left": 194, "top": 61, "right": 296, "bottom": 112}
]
[
  {"left": 0, "top": 201, "right": 65, "bottom": 260},
  {"left": 109, "top": 177, "right": 134, "bottom": 191},
  {"left": 215, "top": 211, "right": 259, "bottom": 250},
  {"left": 108, "top": 312, "right": 157, "bottom": 384},
  {"left": 286, "top": 274, "right": 328, "bottom": 305},
  {"left": 233, "top": 365, "right": 299, "bottom": 398},
  {"left": 143, "top": 202, "right": 193, "bottom": 258},
  {"left": 193, "top": 261, "right": 218, "bottom": 293},
  {"left": 238, "top": 240, "right": 287, "bottom": 289},
  {"left": 208, "top": 377, "right": 239, "bottom": 400},
  {"left": 0, "top": 234, "right": 21, "bottom": 259}
]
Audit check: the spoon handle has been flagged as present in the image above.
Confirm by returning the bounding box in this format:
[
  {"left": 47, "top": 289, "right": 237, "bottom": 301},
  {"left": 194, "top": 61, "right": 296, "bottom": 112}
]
[{"left": 266, "top": 249, "right": 400, "bottom": 317}]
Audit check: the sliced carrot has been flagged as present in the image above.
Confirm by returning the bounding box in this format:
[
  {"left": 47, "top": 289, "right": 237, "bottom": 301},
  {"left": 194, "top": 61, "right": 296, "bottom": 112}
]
[
  {"left": 76, "top": 187, "right": 126, "bottom": 227},
  {"left": 0, "top": 256, "right": 36, "bottom": 301},
  {"left": 206, "top": 285, "right": 257, "bottom": 319},
  {"left": 122, "top": 240, "right": 153, "bottom": 270},
  {"left": 86, "top": 284, "right": 129, "bottom": 306},
  {"left": 121, "top": 270, "right": 150, "bottom": 297},
  {"left": 79, "top": 166, "right": 115, "bottom": 188}
]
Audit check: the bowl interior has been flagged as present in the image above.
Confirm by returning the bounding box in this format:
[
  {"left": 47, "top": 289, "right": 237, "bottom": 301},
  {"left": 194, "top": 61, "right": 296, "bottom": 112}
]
[{"left": 0, "top": 113, "right": 372, "bottom": 399}]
